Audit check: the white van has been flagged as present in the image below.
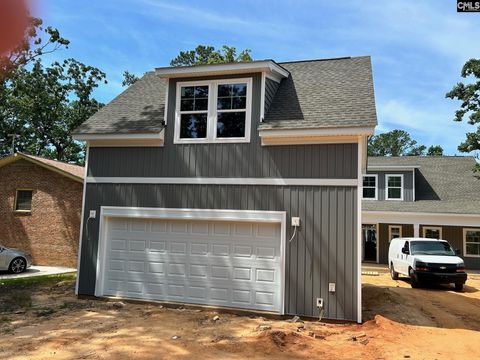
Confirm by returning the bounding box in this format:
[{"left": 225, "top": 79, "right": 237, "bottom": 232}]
[{"left": 388, "top": 238, "right": 467, "bottom": 291}]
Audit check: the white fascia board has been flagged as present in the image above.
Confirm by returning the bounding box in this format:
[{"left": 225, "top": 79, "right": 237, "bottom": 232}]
[
  {"left": 362, "top": 210, "right": 480, "bottom": 227},
  {"left": 155, "top": 61, "right": 289, "bottom": 79},
  {"left": 73, "top": 132, "right": 164, "bottom": 141},
  {"left": 259, "top": 126, "right": 375, "bottom": 138},
  {"left": 86, "top": 177, "right": 358, "bottom": 187}
]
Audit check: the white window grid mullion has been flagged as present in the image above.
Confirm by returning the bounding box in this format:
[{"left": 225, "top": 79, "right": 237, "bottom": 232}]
[
  {"left": 174, "top": 78, "right": 251, "bottom": 144},
  {"left": 210, "top": 82, "right": 218, "bottom": 140}
]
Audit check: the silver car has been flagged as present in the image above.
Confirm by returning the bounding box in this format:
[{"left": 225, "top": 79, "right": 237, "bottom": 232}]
[{"left": 0, "top": 246, "right": 32, "bottom": 273}]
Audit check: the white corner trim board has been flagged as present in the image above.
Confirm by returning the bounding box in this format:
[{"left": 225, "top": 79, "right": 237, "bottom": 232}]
[
  {"left": 94, "top": 207, "right": 287, "bottom": 314},
  {"left": 85, "top": 177, "right": 358, "bottom": 187},
  {"left": 356, "top": 135, "right": 364, "bottom": 324},
  {"left": 75, "top": 145, "right": 90, "bottom": 294}
]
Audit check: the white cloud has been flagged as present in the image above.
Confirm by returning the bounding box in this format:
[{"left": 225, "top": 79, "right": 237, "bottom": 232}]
[{"left": 377, "top": 99, "right": 475, "bottom": 154}]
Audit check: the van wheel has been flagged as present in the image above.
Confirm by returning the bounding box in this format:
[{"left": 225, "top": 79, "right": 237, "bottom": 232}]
[
  {"left": 390, "top": 263, "right": 399, "bottom": 280},
  {"left": 455, "top": 283, "right": 464, "bottom": 292},
  {"left": 409, "top": 267, "right": 420, "bottom": 288}
]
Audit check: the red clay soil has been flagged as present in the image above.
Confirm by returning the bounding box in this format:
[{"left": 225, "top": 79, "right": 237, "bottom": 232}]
[{"left": 1, "top": 274, "right": 479, "bottom": 359}]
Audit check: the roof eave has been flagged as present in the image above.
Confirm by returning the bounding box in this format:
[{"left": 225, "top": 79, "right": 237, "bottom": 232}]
[
  {"left": 0, "top": 153, "right": 84, "bottom": 183},
  {"left": 155, "top": 60, "right": 290, "bottom": 79},
  {"left": 258, "top": 126, "right": 375, "bottom": 146}
]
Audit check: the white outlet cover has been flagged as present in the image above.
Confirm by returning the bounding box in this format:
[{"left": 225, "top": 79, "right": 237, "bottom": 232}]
[
  {"left": 329, "top": 283, "right": 336, "bottom": 292},
  {"left": 291, "top": 217, "right": 300, "bottom": 227},
  {"left": 316, "top": 298, "right": 323, "bottom": 307},
  {"left": 89, "top": 210, "right": 96, "bottom": 218}
]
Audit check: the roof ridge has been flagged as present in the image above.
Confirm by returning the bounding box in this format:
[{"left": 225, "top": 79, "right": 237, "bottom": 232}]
[
  {"left": 19, "top": 152, "right": 84, "bottom": 168},
  {"left": 278, "top": 56, "right": 371, "bottom": 65}
]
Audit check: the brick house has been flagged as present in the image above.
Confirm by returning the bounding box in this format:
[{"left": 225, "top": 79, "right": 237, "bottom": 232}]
[{"left": 0, "top": 152, "right": 84, "bottom": 267}]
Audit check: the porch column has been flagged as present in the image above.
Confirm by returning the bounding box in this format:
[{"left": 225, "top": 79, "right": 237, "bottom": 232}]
[{"left": 413, "top": 223, "right": 420, "bottom": 237}]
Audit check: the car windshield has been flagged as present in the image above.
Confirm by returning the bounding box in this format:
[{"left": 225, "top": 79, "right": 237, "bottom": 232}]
[{"left": 410, "top": 241, "right": 455, "bottom": 256}]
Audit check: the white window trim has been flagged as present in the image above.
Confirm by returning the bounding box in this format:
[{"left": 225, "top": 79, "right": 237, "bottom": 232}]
[
  {"left": 362, "top": 174, "right": 378, "bottom": 200},
  {"left": 422, "top": 226, "right": 443, "bottom": 239},
  {"left": 174, "top": 77, "right": 252, "bottom": 144},
  {"left": 385, "top": 174, "right": 404, "bottom": 201},
  {"left": 463, "top": 228, "right": 480, "bottom": 258},
  {"left": 388, "top": 225, "right": 402, "bottom": 242}
]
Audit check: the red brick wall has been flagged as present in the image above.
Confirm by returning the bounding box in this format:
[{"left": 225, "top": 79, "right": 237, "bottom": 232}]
[{"left": 0, "top": 159, "right": 83, "bottom": 267}]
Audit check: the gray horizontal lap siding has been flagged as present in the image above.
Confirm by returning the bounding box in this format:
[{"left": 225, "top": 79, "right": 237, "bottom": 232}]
[
  {"left": 366, "top": 171, "right": 414, "bottom": 201},
  {"left": 78, "top": 184, "right": 358, "bottom": 321}
]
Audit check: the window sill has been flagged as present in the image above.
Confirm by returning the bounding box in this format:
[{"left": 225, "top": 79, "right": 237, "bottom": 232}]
[
  {"left": 14, "top": 210, "right": 32, "bottom": 215},
  {"left": 173, "top": 137, "right": 251, "bottom": 145}
]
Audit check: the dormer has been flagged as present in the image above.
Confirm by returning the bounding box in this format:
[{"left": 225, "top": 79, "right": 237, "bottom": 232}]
[
  {"left": 363, "top": 159, "right": 419, "bottom": 202},
  {"left": 155, "top": 60, "right": 289, "bottom": 144}
]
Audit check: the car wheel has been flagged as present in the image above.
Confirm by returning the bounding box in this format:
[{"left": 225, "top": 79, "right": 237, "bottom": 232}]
[
  {"left": 390, "top": 263, "right": 399, "bottom": 280},
  {"left": 454, "top": 283, "right": 464, "bottom": 292},
  {"left": 409, "top": 267, "right": 420, "bottom": 288},
  {"left": 9, "top": 257, "right": 26, "bottom": 274}
]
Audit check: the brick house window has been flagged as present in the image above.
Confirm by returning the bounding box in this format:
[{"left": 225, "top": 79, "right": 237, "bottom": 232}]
[{"left": 15, "top": 190, "right": 33, "bottom": 212}]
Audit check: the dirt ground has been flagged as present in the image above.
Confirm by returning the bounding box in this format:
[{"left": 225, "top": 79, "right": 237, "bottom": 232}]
[{"left": 1, "top": 273, "right": 479, "bottom": 360}]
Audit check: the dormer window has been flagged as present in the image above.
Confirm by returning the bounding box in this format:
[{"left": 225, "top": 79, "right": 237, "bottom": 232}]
[{"left": 174, "top": 78, "right": 252, "bottom": 144}]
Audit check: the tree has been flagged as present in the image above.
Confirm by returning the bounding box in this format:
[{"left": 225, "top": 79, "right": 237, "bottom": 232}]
[
  {"left": 427, "top": 145, "right": 444, "bottom": 156},
  {"left": 368, "top": 130, "right": 428, "bottom": 156},
  {"left": 170, "top": 45, "right": 252, "bottom": 66},
  {"left": 446, "top": 58, "right": 480, "bottom": 169},
  {"left": 0, "top": 17, "right": 106, "bottom": 163},
  {"left": 122, "top": 70, "right": 138, "bottom": 87},
  {"left": 7, "top": 58, "right": 106, "bottom": 162}
]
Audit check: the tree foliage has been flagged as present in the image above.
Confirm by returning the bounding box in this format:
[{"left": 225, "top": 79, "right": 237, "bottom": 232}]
[
  {"left": 122, "top": 70, "right": 139, "bottom": 87},
  {"left": 446, "top": 58, "right": 480, "bottom": 169},
  {"left": 426, "top": 145, "right": 444, "bottom": 156},
  {"left": 368, "top": 129, "right": 443, "bottom": 157},
  {"left": 170, "top": 45, "right": 252, "bottom": 66},
  {"left": 0, "top": 17, "right": 106, "bottom": 163}
]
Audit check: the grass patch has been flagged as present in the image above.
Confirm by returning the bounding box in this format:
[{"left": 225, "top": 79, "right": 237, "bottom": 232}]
[
  {"left": 0, "top": 272, "right": 76, "bottom": 287},
  {"left": 0, "top": 290, "right": 32, "bottom": 312}
]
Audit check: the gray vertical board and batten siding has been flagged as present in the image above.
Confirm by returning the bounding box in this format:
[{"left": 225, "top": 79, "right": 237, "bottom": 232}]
[
  {"left": 78, "top": 71, "right": 360, "bottom": 321},
  {"left": 264, "top": 77, "right": 280, "bottom": 115},
  {"left": 366, "top": 170, "right": 414, "bottom": 201},
  {"left": 79, "top": 184, "right": 358, "bottom": 320}
]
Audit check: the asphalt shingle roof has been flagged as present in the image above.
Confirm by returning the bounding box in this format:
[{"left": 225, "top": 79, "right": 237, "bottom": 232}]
[
  {"left": 363, "top": 156, "right": 480, "bottom": 215},
  {"left": 72, "top": 71, "right": 166, "bottom": 135},
  {"left": 73, "top": 56, "right": 377, "bottom": 135},
  {"left": 0, "top": 152, "right": 84, "bottom": 181},
  {"left": 260, "top": 56, "right": 378, "bottom": 130}
]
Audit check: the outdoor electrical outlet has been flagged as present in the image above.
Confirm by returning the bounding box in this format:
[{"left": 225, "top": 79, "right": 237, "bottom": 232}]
[
  {"left": 291, "top": 217, "right": 300, "bottom": 227},
  {"left": 89, "top": 210, "right": 96, "bottom": 218},
  {"left": 316, "top": 298, "right": 323, "bottom": 308},
  {"left": 329, "top": 283, "right": 336, "bottom": 293}
]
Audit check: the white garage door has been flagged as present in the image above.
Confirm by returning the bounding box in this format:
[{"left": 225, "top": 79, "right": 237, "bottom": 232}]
[{"left": 100, "top": 217, "right": 283, "bottom": 313}]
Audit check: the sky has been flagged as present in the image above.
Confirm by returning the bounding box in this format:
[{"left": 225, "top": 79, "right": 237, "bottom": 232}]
[{"left": 35, "top": 0, "right": 480, "bottom": 155}]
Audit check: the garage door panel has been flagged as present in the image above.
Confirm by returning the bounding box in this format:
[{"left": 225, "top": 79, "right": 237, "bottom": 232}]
[{"left": 102, "top": 217, "right": 282, "bottom": 313}]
